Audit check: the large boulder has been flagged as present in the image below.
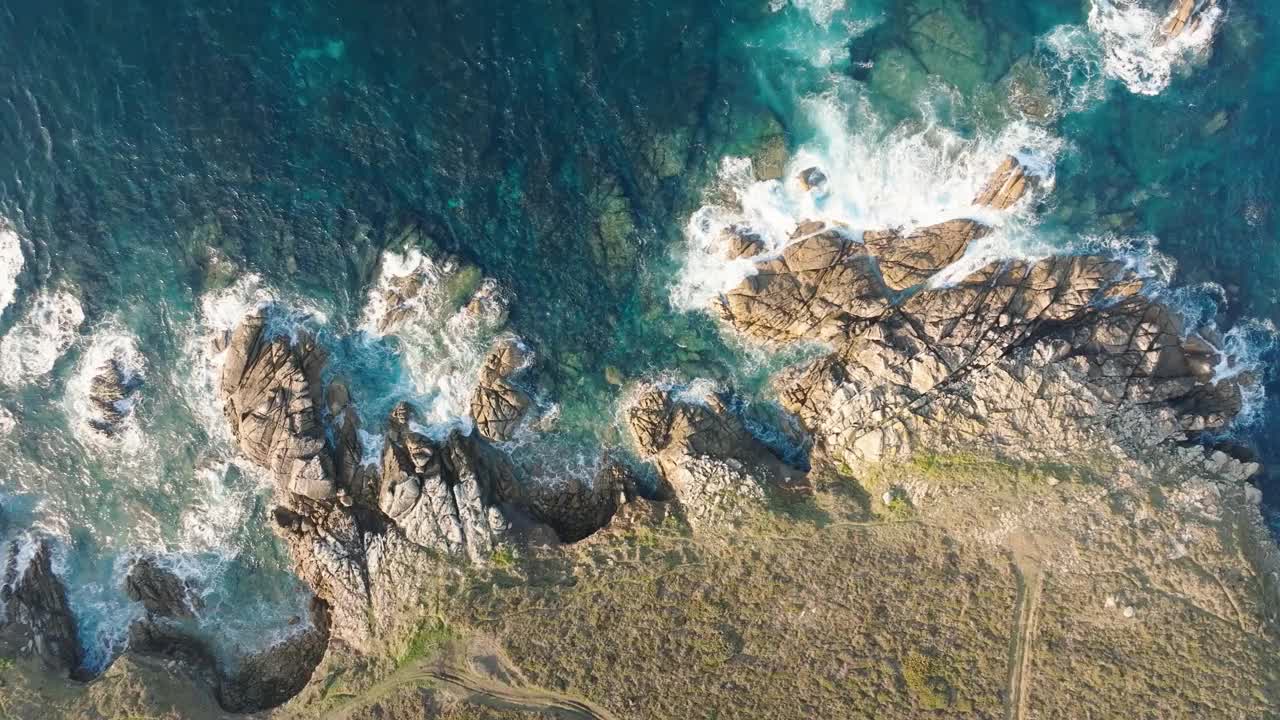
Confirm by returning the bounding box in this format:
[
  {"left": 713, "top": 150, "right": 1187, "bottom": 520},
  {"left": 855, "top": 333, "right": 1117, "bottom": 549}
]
[
  {"left": 0, "top": 538, "right": 81, "bottom": 676},
  {"left": 220, "top": 309, "right": 336, "bottom": 501},
  {"left": 717, "top": 224, "right": 890, "bottom": 343},
  {"left": 470, "top": 338, "right": 533, "bottom": 442},
  {"left": 87, "top": 358, "right": 142, "bottom": 436},
  {"left": 124, "top": 557, "right": 202, "bottom": 620},
  {"left": 628, "top": 385, "right": 806, "bottom": 528}
]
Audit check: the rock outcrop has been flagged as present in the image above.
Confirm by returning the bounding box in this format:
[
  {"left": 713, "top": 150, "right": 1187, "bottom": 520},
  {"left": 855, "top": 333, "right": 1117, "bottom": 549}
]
[
  {"left": 0, "top": 537, "right": 81, "bottom": 677},
  {"left": 87, "top": 358, "right": 141, "bottom": 436},
  {"left": 525, "top": 458, "right": 636, "bottom": 543},
  {"left": 220, "top": 309, "right": 335, "bottom": 501},
  {"left": 721, "top": 158, "right": 1036, "bottom": 339},
  {"left": 470, "top": 338, "right": 532, "bottom": 442},
  {"left": 718, "top": 223, "right": 889, "bottom": 343},
  {"left": 379, "top": 403, "right": 517, "bottom": 562},
  {"left": 628, "top": 385, "right": 806, "bottom": 528},
  {"left": 124, "top": 596, "right": 330, "bottom": 714},
  {"left": 1162, "top": 0, "right": 1215, "bottom": 42},
  {"left": 124, "top": 557, "right": 202, "bottom": 619},
  {"left": 712, "top": 158, "right": 1251, "bottom": 477},
  {"left": 862, "top": 155, "right": 1032, "bottom": 291}
]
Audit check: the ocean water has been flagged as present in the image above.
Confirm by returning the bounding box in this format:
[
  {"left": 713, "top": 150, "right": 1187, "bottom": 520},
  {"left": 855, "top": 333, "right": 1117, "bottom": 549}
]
[{"left": 0, "top": 0, "right": 1278, "bottom": 674}]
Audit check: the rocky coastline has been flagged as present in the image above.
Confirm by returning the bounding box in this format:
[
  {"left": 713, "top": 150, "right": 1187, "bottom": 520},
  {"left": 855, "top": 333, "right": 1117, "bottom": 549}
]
[{"left": 2, "top": 144, "right": 1278, "bottom": 717}]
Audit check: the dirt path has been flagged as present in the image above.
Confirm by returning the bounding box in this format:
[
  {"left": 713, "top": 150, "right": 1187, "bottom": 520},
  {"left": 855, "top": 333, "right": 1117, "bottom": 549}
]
[
  {"left": 1005, "top": 557, "right": 1043, "bottom": 720},
  {"left": 322, "top": 655, "right": 619, "bottom": 720}
]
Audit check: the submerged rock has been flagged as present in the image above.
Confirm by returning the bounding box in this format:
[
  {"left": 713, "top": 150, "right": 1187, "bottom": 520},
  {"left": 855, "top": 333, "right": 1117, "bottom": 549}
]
[
  {"left": 0, "top": 538, "right": 81, "bottom": 676},
  {"left": 124, "top": 557, "right": 202, "bottom": 620}
]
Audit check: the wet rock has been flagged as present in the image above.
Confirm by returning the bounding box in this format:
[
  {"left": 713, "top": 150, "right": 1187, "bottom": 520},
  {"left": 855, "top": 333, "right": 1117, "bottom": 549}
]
[
  {"left": 0, "top": 538, "right": 81, "bottom": 676},
  {"left": 1162, "top": 0, "right": 1214, "bottom": 42},
  {"left": 628, "top": 385, "right": 806, "bottom": 528},
  {"left": 972, "top": 155, "right": 1032, "bottom": 210},
  {"left": 125, "top": 557, "right": 202, "bottom": 620},
  {"left": 797, "top": 167, "right": 827, "bottom": 192},
  {"left": 863, "top": 220, "right": 988, "bottom": 292},
  {"left": 722, "top": 225, "right": 766, "bottom": 260},
  {"left": 470, "top": 338, "right": 532, "bottom": 442},
  {"left": 220, "top": 310, "right": 336, "bottom": 502},
  {"left": 217, "top": 599, "right": 331, "bottom": 713},
  {"left": 860, "top": 156, "right": 1033, "bottom": 291},
  {"left": 87, "top": 358, "right": 142, "bottom": 436}
]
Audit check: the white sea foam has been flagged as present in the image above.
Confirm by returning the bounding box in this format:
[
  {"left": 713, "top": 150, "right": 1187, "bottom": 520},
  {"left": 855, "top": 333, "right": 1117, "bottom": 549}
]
[
  {"left": 179, "top": 461, "right": 252, "bottom": 554},
  {"left": 1086, "top": 0, "right": 1222, "bottom": 96},
  {"left": 63, "top": 321, "right": 147, "bottom": 449},
  {"left": 0, "top": 226, "right": 22, "bottom": 320},
  {"left": 0, "top": 287, "right": 85, "bottom": 385},
  {"left": 359, "top": 249, "right": 508, "bottom": 436},
  {"left": 772, "top": 0, "right": 847, "bottom": 27},
  {"left": 672, "top": 87, "right": 1064, "bottom": 311}
]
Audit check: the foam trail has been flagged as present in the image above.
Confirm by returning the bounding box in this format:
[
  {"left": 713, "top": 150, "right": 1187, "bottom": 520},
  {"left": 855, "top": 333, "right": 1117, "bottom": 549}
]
[
  {"left": 0, "top": 226, "right": 21, "bottom": 319},
  {"left": 0, "top": 287, "right": 85, "bottom": 384}
]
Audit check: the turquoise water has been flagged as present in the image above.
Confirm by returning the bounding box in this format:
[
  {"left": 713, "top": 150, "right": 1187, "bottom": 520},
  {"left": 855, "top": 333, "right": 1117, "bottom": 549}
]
[{"left": 0, "top": 0, "right": 1277, "bottom": 674}]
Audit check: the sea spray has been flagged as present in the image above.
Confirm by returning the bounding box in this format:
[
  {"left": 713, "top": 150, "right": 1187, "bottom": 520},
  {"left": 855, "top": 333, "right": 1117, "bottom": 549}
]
[
  {"left": 673, "top": 84, "right": 1065, "bottom": 311},
  {"left": 0, "top": 287, "right": 85, "bottom": 385},
  {"left": 354, "top": 248, "right": 509, "bottom": 437},
  {"left": 1086, "top": 0, "right": 1223, "bottom": 96},
  {"left": 0, "top": 226, "right": 22, "bottom": 321}
]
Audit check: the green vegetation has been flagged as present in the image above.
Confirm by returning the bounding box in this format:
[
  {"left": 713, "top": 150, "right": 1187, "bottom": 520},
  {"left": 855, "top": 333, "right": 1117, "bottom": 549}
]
[
  {"left": 490, "top": 545, "right": 517, "bottom": 569},
  {"left": 398, "top": 617, "right": 458, "bottom": 667}
]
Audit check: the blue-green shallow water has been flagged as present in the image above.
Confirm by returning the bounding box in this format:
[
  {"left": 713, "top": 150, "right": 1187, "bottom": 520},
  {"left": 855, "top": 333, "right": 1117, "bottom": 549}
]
[{"left": 0, "top": 0, "right": 1277, "bottom": 674}]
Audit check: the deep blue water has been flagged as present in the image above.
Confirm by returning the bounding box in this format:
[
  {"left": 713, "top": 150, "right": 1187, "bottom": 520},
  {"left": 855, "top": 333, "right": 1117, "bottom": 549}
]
[{"left": 0, "top": 0, "right": 1277, "bottom": 673}]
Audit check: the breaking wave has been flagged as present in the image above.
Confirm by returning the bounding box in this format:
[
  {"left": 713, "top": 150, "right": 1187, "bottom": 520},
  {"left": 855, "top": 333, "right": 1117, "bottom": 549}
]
[{"left": 0, "top": 287, "right": 85, "bottom": 385}]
